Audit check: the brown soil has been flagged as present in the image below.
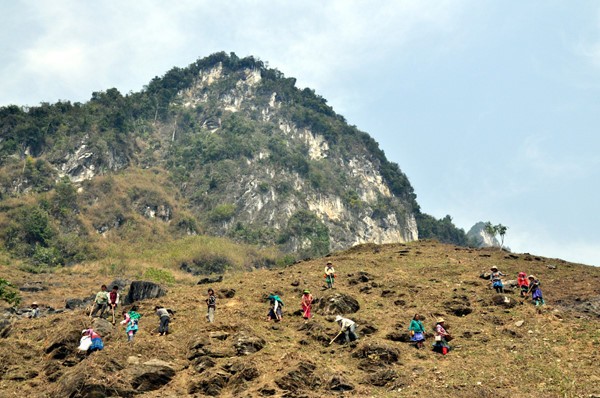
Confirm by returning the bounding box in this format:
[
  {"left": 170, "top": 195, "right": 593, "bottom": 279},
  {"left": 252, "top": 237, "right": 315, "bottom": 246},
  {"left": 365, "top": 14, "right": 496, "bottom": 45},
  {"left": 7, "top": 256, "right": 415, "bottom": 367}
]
[{"left": 1, "top": 240, "right": 600, "bottom": 397}]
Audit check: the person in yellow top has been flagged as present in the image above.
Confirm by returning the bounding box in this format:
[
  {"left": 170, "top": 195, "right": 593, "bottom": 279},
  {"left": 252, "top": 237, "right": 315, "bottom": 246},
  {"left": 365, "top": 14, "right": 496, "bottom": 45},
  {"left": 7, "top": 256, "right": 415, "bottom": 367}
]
[{"left": 324, "top": 261, "right": 335, "bottom": 289}]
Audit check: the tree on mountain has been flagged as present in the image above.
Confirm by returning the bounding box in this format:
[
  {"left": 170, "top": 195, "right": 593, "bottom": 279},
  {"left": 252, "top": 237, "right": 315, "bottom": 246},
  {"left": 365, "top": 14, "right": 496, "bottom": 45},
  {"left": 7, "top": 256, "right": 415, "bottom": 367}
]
[{"left": 484, "top": 222, "right": 508, "bottom": 250}]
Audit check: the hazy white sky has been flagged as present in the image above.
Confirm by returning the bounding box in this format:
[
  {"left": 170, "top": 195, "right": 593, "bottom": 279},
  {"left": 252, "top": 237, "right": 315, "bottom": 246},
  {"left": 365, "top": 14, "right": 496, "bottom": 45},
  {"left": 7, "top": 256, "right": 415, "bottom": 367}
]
[{"left": 1, "top": 0, "right": 599, "bottom": 266}]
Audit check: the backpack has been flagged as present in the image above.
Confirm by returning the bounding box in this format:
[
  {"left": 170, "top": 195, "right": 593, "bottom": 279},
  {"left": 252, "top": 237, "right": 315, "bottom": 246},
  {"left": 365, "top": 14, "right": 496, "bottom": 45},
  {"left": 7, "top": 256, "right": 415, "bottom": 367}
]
[{"left": 129, "top": 311, "right": 141, "bottom": 321}]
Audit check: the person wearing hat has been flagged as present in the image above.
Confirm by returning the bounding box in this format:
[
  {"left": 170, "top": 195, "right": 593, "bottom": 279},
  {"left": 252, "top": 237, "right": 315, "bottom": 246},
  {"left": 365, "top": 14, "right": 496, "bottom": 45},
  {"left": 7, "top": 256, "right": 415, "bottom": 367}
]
[
  {"left": 28, "top": 302, "right": 40, "bottom": 319},
  {"left": 324, "top": 261, "right": 335, "bottom": 289},
  {"left": 267, "top": 294, "right": 284, "bottom": 322},
  {"left": 301, "top": 289, "right": 314, "bottom": 320},
  {"left": 80, "top": 328, "right": 103, "bottom": 352},
  {"left": 489, "top": 266, "right": 506, "bottom": 293},
  {"left": 527, "top": 275, "right": 545, "bottom": 306},
  {"left": 335, "top": 315, "right": 358, "bottom": 343},
  {"left": 433, "top": 318, "right": 451, "bottom": 355}
]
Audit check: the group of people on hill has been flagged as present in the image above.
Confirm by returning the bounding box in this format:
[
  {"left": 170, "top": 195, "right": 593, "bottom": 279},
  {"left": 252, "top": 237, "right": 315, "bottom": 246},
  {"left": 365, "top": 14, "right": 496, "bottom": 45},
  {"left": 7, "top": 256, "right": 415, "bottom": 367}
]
[
  {"left": 41, "top": 258, "right": 549, "bottom": 356},
  {"left": 488, "top": 266, "right": 545, "bottom": 306}
]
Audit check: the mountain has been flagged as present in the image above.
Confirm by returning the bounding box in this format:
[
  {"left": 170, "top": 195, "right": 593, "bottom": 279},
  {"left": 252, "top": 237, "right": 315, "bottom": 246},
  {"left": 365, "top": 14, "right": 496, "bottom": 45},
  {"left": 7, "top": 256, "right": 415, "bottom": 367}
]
[
  {"left": 1, "top": 240, "right": 599, "bottom": 397},
  {"left": 0, "top": 52, "right": 471, "bottom": 267},
  {"left": 466, "top": 221, "right": 500, "bottom": 248}
]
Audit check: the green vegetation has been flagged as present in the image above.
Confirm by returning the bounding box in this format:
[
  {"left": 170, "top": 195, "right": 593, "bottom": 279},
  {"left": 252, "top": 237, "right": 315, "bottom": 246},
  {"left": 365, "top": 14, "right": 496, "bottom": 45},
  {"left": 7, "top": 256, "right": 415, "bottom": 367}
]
[
  {"left": 143, "top": 267, "right": 176, "bottom": 284},
  {"left": 0, "top": 50, "right": 472, "bottom": 269},
  {"left": 416, "top": 213, "right": 473, "bottom": 246},
  {"left": 279, "top": 210, "right": 330, "bottom": 259},
  {"left": 484, "top": 221, "right": 508, "bottom": 249},
  {"left": 0, "top": 278, "right": 21, "bottom": 305}
]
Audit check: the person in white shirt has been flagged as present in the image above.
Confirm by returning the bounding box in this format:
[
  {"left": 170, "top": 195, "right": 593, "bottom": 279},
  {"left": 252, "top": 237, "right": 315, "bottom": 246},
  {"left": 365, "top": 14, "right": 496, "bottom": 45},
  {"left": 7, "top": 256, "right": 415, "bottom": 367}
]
[{"left": 335, "top": 315, "right": 358, "bottom": 343}]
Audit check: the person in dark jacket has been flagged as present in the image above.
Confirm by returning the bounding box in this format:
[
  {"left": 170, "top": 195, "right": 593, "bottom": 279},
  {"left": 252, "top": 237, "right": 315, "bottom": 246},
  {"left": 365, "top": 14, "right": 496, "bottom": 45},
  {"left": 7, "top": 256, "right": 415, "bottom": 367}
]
[{"left": 206, "top": 288, "right": 217, "bottom": 322}]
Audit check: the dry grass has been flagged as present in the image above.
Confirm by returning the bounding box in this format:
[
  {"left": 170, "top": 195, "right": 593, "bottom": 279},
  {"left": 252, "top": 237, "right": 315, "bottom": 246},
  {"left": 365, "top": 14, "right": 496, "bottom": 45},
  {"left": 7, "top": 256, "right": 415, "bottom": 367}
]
[{"left": 1, "top": 240, "right": 600, "bottom": 397}]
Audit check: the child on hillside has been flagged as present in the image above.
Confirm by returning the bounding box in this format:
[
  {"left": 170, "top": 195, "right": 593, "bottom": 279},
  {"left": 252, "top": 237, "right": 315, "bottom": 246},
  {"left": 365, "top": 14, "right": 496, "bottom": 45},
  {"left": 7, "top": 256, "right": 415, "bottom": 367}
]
[
  {"left": 90, "top": 284, "right": 109, "bottom": 318},
  {"left": 107, "top": 286, "right": 120, "bottom": 324},
  {"left": 301, "top": 289, "right": 313, "bottom": 320},
  {"left": 527, "top": 275, "right": 545, "bottom": 306},
  {"left": 408, "top": 314, "right": 426, "bottom": 349},
  {"left": 324, "top": 262, "right": 335, "bottom": 289},
  {"left": 120, "top": 306, "right": 140, "bottom": 341},
  {"left": 206, "top": 288, "right": 217, "bottom": 323},
  {"left": 517, "top": 272, "right": 529, "bottom": 297}
]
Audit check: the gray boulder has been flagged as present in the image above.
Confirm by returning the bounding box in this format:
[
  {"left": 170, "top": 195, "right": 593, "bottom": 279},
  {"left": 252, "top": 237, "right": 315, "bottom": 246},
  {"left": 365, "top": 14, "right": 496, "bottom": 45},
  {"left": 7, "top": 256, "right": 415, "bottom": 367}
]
[
  {"left": 315, "top": 293, "right": 360, "bottom": 315},
  {"left": 131, "top": 359, "right": 176, "bottom": 392},
  {"left": 124, "top": 281, "right": 166, "bottom": 305}
]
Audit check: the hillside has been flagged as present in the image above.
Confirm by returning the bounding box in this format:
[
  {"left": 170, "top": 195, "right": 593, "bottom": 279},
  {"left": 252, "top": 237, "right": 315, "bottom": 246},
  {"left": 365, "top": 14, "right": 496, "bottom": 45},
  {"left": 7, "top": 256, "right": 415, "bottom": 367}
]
[
  {"left": 1, "top": 240, "right": 599, "bottom": 397},
  {"left": 0, "top": 52, "right": 474, "bottom": 271}
]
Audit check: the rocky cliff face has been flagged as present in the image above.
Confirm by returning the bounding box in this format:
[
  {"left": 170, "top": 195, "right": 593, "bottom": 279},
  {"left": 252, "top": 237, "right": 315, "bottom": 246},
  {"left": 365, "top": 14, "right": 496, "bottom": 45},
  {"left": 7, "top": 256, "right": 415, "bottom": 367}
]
[
  {"left": 169, "top": 62, "right": 418, "bottom": 253},
  {"left": 467, "top": 222, "right": 499, "bottom": 248},
  {"left": 0, "top": 52, "right": 419, "bottom": 259}
]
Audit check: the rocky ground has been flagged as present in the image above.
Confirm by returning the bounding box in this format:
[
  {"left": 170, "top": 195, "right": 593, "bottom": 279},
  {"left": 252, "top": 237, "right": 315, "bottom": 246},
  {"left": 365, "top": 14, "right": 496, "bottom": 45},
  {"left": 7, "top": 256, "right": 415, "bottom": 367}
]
[{"left": 1, "top": 240, "right": 600, "bottom": 397}]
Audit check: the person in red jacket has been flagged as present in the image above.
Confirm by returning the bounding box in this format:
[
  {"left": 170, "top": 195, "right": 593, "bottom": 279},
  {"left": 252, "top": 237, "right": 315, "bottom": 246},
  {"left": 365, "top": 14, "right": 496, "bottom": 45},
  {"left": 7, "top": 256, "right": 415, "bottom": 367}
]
[
  {"left": 517, "top": 272, "right": 529, "bottom": 297},
  {"left": 108, "top": 286, "right": 120, "bottom": 323},
  {"left": 301, "top": 289, "right": 313, "bottom": 320}
]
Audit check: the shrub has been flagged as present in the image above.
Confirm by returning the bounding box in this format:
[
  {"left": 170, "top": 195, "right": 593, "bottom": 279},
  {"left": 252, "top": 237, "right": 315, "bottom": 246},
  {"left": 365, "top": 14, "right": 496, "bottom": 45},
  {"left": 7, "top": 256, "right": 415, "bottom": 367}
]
[
  {"left": 143, "top": 267, "right": 175, "bottom": 284},
  {"left": 0, "top": 278, "right": 21, "bottom": 305},
  {"left": 209, "top": 203, "right": 236, "bottom": 222}
]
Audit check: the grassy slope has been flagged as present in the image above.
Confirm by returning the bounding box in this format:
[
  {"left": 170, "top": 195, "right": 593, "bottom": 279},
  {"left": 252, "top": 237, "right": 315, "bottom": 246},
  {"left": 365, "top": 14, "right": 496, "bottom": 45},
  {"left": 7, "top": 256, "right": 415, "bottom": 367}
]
[{"left": 1, "top": 240, "right": 599, "bottom": 397}]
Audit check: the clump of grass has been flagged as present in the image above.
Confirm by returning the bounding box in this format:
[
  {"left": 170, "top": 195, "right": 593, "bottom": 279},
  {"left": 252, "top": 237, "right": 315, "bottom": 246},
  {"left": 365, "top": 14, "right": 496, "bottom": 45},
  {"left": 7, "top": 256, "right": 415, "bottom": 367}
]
[{"left": 143, "top": 267, "right": 175, "bottom": 284}]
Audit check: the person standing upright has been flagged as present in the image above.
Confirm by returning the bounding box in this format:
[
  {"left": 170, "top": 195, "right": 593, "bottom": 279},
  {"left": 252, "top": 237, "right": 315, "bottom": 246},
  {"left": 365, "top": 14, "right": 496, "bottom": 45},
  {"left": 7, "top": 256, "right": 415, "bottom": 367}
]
[
  {"left": 107, "top": 286, "right": 120, "bottom": 324},
  {"left": 206, "top": 288, "right": 217, "bottom": 323},
  {"left": 90, "top": 285, "right": 109, "bottom": 318},
  {"left": 408, "top": 314, "right": 426, "bottom": 349},
  {"left": 324, "top": 261, "right": 335, "bottom": 289}
]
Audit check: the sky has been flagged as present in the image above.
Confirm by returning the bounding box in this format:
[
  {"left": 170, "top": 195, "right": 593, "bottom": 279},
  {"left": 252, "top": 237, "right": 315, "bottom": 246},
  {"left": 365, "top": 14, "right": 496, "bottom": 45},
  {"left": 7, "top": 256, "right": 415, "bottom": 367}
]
[{"left": 1, "top": 0, "right": 599, "bottom": 266}]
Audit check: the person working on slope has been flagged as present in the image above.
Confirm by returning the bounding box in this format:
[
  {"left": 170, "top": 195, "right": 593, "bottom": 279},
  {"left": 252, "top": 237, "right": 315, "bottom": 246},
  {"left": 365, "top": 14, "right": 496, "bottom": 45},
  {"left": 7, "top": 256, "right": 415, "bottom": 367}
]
[
  {"left": 489, "top": 266, "right": 506, "bottom": 293},
  {"left": 433, "top": 318, "right": 452, "bottom": 355},
  {"left": 517, "top": 272, "right": 529, "bottom": 297},
  {"left": 335, "top": 315, "right": 358, "bottom": 343},
  {"left": 90, "top": 284, "right": 109, "bottom": 318},
  {"left": 154, "top": 305, "right": 170, "bottom": 336},
  {"left": 527, "top": 275, "right": 545, "bottom": 306},
  {"left": 79, "top": 328, "right": 104, "bottom": 353},
  {"left": 301, "top": 289, "right": 313, "bottom": 320},
  {"left": 120, "top": 306, "right": 141, "bottom": 341},
  {"left": 324, "top": 261, "right": 335, "bottom": 289},
  {"left": 267, "top": 294, "right": 284, "bottom": 322}
]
